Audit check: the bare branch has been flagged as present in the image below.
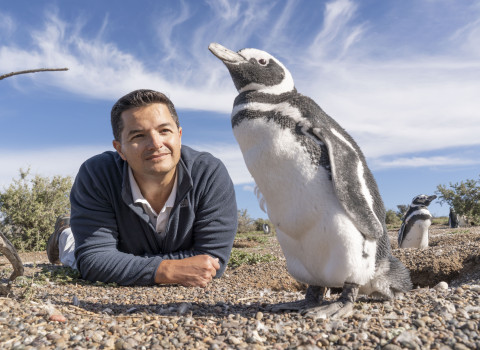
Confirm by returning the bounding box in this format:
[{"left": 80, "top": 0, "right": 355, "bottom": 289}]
[
  {"left": 0, "top": 68, "right": 69, "bottom": 81},
  {"left": 0, "top": 231, "right": 24, "bottom": 295}
]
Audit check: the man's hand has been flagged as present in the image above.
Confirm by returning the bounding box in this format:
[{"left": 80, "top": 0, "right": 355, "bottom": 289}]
[{"left": 155, "top": 255, "right": 220, "bottom": 288}]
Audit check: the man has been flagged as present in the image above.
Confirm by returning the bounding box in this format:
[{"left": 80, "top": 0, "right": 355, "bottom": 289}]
[{"left": 46, "top": 89, "right": 238, "bottom": 287}]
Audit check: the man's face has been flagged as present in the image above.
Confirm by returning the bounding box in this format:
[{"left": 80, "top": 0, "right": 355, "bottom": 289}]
[{"left": 113, "top": 103, "right": 182, "bottom": 181}]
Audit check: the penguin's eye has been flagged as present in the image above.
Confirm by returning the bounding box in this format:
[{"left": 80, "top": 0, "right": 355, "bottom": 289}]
[{"left": 258, "top": 59, "right": 267, "bottom": 65}]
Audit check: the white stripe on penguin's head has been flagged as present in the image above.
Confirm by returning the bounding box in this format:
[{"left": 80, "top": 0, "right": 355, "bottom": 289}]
[{"left": 209, "top": 43, "right": 294, "bottom": 95}]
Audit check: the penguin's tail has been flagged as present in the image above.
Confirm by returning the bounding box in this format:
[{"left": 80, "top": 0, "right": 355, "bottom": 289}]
[
  {"left": 386, "top": 255, "right": 413, "bottom": 294},
  {"left": 366, "top": 254, "right": 413, "bottom": 300}
]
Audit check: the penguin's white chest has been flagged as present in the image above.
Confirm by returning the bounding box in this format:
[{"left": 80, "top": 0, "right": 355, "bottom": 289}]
[
  {"left": 233, "top": 117, "right": 376, "bottom": 287},
  {"left": 401, "top": 219, "right": 431, "bottom": 249}
]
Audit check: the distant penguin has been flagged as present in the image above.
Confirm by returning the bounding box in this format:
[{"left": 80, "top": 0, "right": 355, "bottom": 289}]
[
  {"left": 209, "top": 43, "right": 412, "bottom": 319},
  {"left": 449, "top": 207, "right": 459, "bottom": 228},
  {"left": 398, "top": 194, "right": 437, "bottom": 249}
]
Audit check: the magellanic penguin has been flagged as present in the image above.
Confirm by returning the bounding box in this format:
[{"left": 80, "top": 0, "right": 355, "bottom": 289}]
[
  {"left": 398, "top": 194, "right": 437, "bottom": 249},
  {"left": 209, "top": 43, "right": 412, "bottom": 319}
]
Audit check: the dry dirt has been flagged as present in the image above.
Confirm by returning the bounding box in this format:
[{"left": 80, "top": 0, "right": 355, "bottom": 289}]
[
  {"left": 228, "top": 224, "right": 480, "bottom": 292},
  {"left": 2, "top": 224, "right": 480, "bottom": 292},
  {"left": 1, "top": 224, "right": 479, "bottom": 349}
]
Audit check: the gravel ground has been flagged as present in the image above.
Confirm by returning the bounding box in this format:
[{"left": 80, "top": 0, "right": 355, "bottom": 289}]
[{"left": 0, "top": 225, "right": 479, "bottom": 349}]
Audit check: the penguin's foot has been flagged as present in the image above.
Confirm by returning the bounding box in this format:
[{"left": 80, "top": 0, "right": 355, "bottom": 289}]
[
  {"left": 301, "top": 282, "right": 359, "bottom": 320},
  {"left": 301, "top": 300, "right": 354, "bottom": 319},
  {"left": 267, "top": 285, "right": 326, "bottom": 312}
]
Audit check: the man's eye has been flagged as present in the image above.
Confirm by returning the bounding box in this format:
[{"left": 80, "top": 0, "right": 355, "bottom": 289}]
[{"left": 258, "top": 59, "right": 267, "bottom": 65}]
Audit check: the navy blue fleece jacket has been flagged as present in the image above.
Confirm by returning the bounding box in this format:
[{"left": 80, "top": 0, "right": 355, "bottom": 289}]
[{"left": 70, "top": 145, "right": 237, "bottom": 286}]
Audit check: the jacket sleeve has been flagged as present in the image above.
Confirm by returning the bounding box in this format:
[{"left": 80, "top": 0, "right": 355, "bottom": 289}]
[
  {"left": 70, "top": 160, "right": 163, "bottom": 286},
  {"left": 186, "top": 159, "right": 237, "bottom": 277}
]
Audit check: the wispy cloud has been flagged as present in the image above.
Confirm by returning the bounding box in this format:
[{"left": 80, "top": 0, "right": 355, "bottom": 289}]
[
  {"left": 308, "top": 0, "right": 365, "bottom": 60},
  {"left": 0, "top": 145, "right": 112, "bottom": 189},
  {"left": 0, "top": 10, "right": 235, "bottom": 112},
  {"left": 1, "top": 0, "right": 480, "bottom": 171},
  {"left": 0, "top": 13, "right": 15, "bottom": 38},
  {"left": 189, "top": 143, "right": 253, "bottom": 184},
  {"left": 0, "top": 143, "right": 252, "bottom": 190},
  {"left": 371, "top": 155, "right": 480, "bottom": 170}
]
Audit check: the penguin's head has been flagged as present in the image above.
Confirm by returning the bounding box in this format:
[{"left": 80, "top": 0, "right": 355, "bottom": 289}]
[
  {"left": 411, "top": 194, "right": 437, "bottom": 207},
  {"left": 209, "top": 43, "right": 294, "bottom": 95}
]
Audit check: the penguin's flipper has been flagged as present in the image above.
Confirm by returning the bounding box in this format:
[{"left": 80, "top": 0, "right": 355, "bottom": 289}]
[
  {"left": 310, "top": 127, "right": 384, "bottom": 240},
  {"left": 397, "top": 222, "right": 406, "bottom": 247},
  {"left": 254, "top": 184, "right": 267, "bottom": 213}
]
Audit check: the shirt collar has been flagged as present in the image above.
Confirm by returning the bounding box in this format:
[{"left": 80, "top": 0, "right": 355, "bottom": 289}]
[{"left": 128, "top": 166, "right": 177, "bottom": 213}]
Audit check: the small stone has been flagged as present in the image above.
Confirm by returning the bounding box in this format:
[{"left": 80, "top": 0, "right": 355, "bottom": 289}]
[
  {"left": 46, "top": 333, "right": 62, "bottom": 341},
  {"left": 328, "top": 334, "right": 339, "bottom": 343},
  {"left": 434, "top": 281, "right": 449, "bottom": 291},
  {"left": 48, "top": 314, "right": 67, "bottom": 323},
  {"left": 453, "top": 344, "right": 470, "bottom": 350},
  {"left": 114, "top": 339, "right": 125, "bottom": 350},
  {"left": 413, "top": 319, "right": 426, "bottom": 328},
  {"left": 228, "top": 336, "right": 242, "bottom": 345},
  {"left": 382, "top": 345, "right": 403, "bottom": 350},
  {"left": 92, "top": 331, "right": 103, "bottom": 342},
  {"left": 255, "top": 311, "right": 263, "bottom": 320},
  {"left": 421, "top": 315, "right": 433, "bottom": 323}
]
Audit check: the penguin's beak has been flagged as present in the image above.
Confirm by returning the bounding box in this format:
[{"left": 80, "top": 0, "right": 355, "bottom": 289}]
[
  {"left": 209, "top": 43, "right": 245, "bottom": 64},
  {"left": 426, "top": 195, "right": 437, "bottom": 205}
]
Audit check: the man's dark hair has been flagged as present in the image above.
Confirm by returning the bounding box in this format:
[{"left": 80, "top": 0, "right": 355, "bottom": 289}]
[{"left": 111, "top": 89, "right": 180, "bottom": 141}]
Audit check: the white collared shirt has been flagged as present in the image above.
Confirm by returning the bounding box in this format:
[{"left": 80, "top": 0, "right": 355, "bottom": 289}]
[{"left": 128, "top": 167, "right": 177, "bottom": 233}]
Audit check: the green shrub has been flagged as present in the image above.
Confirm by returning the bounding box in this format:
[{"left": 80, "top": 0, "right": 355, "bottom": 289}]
[
  {"left": 228, "top": 248, "right": 277, "bottom": 268},
  {"left": 254, "top": 217, "right": 275, "bottom": 234},
  {"left": 386, "top": 209, "right": 402, "bottom": 227},
  {"left": 0, "top": 168, "right": 72, "bottom": 251},
  {"left": 436, "top": 176, "right": 480, "bottom": 225},
  {"left": 237, "top": 208, "right": 255, "bottom": 233}
]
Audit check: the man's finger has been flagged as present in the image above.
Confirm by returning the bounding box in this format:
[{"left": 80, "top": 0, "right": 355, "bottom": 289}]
[{"left": 211, "top": 257, "right": 220, "bottom": 270}]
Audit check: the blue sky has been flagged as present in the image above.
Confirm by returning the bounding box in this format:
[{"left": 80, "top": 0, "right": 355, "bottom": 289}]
[{"left": 1, "top": 0, "right": 480, "bottom": 220}]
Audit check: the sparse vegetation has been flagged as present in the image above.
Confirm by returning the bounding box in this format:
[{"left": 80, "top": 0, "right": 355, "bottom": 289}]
[
  {"left": 432, "top": 216, "right": 449, "bottom": 226},
  {"left": 386, "top": 209, "right": 402, "bottom": 228},
  {"left": 237, "top": 209, "right": 255, "bottom": 233},
  {"left": 0, "top": 168, "right": 72, "bottom": 252},
  {"left": 227, "top": 248, "right": 277, "bottom": 268},
  {"left": 237, "top": 208, "right": 275, "bottom": 235},
  {"left": 436, "top": 176, "right": 480, "bottom": 225}
]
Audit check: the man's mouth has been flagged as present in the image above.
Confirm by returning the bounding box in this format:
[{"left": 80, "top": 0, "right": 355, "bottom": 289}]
[{"left": 145, "top": 152, "right": 170, "bottom": 161}]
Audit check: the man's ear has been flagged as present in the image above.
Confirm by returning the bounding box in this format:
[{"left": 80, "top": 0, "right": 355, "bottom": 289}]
[{"left": 112, "top": 140, "right": 127, "bottom": 161}]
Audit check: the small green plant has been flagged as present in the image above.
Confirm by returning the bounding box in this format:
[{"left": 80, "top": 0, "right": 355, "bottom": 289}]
[
  {"left": 227, "top": 248, "right": 277, "bottom": 268},
  {"left": 38, "top": 266, "right": 82, "bottom": 284},
  {"left": 0, "top": 168, "right": 72, "bottom": 251}
]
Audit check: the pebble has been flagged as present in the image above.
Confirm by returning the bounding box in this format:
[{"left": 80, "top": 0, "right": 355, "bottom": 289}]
[
  {"left": 1, "top": 229, "right": 480, "bottom": 349},
  {"left": 434, "top": 281, "right": 449, "bottom": 291}
]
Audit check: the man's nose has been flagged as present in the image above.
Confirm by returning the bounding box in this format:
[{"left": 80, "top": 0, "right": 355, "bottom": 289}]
[{"left": 148, "top": 132, "right": 163, "bottom": 149}]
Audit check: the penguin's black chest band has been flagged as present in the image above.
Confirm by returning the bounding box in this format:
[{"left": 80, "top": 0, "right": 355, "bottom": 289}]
[{"left": 232, "top": 108, "right": 332, "bottom": 178}]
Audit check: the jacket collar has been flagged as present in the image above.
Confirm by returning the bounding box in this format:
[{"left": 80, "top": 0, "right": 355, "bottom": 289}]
[{"left": 120, "top": 150, "right": 193, "bottom": 210}]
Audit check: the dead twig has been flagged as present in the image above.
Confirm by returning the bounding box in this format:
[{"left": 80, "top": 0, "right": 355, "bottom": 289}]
[{"left": 0, "top": 68, "right": 69, "bottom": 81}]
